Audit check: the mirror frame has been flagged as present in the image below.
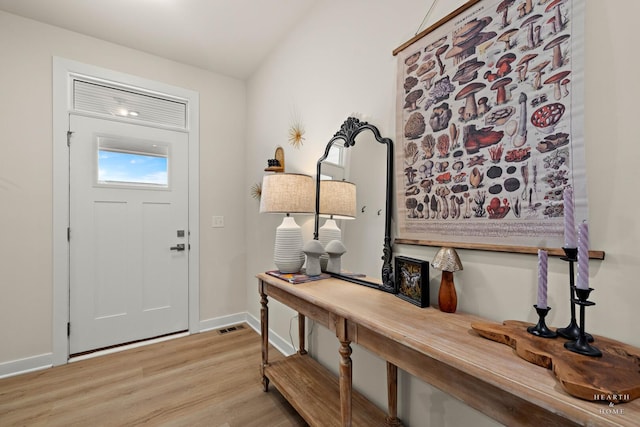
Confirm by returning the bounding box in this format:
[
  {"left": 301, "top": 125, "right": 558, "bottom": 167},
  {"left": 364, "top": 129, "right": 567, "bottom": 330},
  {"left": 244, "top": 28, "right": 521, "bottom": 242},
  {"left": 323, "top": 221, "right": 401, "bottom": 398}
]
[{"left": 314, "top": 117, "right": 395, "bottom": 293}]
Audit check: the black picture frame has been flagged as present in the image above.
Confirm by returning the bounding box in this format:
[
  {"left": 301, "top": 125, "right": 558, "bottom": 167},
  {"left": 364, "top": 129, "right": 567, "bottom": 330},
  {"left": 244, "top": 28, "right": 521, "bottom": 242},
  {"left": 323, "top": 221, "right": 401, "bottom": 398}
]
[{"left": 395, "top": 256, "right": 429, "bottom": 307}]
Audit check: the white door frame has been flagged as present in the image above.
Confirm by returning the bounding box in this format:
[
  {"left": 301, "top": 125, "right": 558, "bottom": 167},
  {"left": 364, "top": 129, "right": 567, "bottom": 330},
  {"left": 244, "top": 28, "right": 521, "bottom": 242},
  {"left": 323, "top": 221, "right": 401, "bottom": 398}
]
[{"left": 52, "top": 57, "right": 200, "bottom": 366}]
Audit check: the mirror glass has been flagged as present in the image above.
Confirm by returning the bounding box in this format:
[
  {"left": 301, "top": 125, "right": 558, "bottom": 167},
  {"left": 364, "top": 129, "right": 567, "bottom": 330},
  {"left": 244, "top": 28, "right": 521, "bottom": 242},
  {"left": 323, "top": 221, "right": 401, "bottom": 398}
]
[{"left": 314, "top": 117, "right": 394, "bottom": 292}]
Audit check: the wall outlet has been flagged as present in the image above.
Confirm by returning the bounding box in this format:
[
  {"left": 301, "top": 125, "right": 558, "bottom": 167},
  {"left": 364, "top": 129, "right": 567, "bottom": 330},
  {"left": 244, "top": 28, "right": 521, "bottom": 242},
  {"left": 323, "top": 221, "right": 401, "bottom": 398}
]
[{"left": 212, "top": 216, "right": 224, "bottom": 228}]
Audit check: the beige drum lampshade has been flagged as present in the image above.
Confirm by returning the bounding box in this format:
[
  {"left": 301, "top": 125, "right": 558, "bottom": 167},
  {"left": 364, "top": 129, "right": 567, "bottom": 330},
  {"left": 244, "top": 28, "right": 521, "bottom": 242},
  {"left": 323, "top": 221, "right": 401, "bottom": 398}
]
[
  {"left": 319, "top": 180, "right": 356, "bottom": 219},
  {"left": 260, "top": 173, "right": 315, "bottom": 215},
  {"left": 259, "top": 173, "right": 315, "bottom": 273}
]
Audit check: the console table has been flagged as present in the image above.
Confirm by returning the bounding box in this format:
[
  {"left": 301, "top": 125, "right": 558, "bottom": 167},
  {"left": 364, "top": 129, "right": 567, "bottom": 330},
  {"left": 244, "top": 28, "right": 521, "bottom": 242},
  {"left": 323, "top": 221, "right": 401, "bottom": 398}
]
[{"left": 258, "top": 273, "right": 639, "bottom": 426}]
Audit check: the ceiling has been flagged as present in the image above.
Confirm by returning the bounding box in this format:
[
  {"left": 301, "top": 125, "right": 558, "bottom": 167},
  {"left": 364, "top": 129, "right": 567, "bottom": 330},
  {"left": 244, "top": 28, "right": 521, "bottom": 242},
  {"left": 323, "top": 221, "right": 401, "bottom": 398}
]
[{"left": 0, "top": 0, "right": 318, "bottom": 80}]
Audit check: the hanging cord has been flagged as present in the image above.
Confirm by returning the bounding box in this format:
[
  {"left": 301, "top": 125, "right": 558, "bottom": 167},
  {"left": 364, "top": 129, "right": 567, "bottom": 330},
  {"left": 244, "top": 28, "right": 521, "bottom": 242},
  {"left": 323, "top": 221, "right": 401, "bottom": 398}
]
[
  {"left": 289, "top": 314, "right": 298, "bottom": 353},
  {"left": 289, "top": 315, "right": 315, "bottom": 354},
  {"left": 307, "top": 320, "right": 315, "bottom": 353},
  {"left": 415, "top": 0, "right": 441, "bottom": 35}
]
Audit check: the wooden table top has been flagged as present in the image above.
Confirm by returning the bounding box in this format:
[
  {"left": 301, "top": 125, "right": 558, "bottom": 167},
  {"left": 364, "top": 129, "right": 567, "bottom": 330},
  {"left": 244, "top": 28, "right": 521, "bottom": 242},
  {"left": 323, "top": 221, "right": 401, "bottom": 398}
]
[{"left": 258, "top": 273, "right": 640, "bottom": 426}]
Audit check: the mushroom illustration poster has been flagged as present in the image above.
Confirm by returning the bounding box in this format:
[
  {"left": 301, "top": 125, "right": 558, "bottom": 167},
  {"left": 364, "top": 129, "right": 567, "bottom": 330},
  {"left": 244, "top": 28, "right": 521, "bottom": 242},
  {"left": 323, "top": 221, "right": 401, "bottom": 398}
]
[{"left": 394, "top": 0, "right": 587, "bottom": 250}]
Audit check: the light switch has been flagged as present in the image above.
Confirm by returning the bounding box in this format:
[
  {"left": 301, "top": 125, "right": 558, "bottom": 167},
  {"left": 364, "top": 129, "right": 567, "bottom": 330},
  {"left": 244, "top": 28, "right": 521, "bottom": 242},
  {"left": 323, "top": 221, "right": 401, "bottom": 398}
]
[{"left": 212, "top": 216, "right": 224, "bottom": 228}]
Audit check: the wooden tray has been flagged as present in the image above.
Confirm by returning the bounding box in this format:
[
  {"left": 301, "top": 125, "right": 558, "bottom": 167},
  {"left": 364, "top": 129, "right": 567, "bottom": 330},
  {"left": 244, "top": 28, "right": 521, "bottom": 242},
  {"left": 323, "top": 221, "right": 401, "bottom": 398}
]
[{"left": 471, "top": 320, "right": 640, "bottom": 403}]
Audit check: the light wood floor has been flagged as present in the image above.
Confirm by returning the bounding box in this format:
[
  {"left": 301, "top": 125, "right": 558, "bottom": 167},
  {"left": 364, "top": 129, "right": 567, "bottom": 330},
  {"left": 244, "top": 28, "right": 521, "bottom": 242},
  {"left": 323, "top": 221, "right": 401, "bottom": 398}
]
[{"left": 0, "top": 324, "right": 307, "bottom": 426}]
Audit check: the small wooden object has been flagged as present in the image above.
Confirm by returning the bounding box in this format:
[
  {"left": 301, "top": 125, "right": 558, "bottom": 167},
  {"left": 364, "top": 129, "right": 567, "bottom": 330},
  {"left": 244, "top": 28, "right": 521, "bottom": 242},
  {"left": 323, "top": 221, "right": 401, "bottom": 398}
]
[
  {"left": 264, "top": 146, "right": 285, "bottom": 173},
  {"left": 472, "top": 320, "right": 640, "bottom": 403},
  {"left": 438, "top": 271, "right": 457, "bottom": 313}
]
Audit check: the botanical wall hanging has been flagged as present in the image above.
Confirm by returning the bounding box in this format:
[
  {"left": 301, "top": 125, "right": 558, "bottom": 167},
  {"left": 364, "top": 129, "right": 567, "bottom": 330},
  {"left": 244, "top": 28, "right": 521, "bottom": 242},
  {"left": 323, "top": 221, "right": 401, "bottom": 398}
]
[{"left": 393, "top": 0, "right": 592, "bottom": 256}]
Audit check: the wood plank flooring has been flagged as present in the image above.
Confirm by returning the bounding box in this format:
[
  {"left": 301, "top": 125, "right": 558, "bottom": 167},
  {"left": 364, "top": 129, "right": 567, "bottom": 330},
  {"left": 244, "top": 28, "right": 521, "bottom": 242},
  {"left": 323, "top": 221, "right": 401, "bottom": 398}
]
[{"left": 0, "top": 325, "right": 307, "bottom": 426}]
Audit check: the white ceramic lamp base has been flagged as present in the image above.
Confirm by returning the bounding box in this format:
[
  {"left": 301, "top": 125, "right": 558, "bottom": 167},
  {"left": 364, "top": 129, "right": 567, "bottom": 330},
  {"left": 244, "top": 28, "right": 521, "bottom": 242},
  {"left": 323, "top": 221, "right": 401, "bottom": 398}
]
[
  {"left": 318, "top": 219, "right": 341, "bottom": 271},
  {"left": 274, "top": 216, "right": 305, "bottom": 273}
]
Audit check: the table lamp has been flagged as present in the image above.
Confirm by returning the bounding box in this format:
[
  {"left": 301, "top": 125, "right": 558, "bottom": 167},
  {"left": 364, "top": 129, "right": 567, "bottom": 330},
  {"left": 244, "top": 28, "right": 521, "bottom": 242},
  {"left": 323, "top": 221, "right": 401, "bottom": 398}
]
[
  {"left": 431, "top": 247, "right": 463, "bottom": 313},
  {"left": 318, "top": 180, "right": 356, "bottom": 269},
  {"left": 260, "top": 173, "right": 315, "bottom": 273}
]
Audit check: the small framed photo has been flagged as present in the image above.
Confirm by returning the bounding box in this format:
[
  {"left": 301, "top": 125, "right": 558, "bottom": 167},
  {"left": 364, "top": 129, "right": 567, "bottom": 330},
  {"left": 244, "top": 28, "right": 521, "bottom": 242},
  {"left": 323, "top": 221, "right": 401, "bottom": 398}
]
[{"left": 395, "top": 256, "right": 429, "bottom": 308}]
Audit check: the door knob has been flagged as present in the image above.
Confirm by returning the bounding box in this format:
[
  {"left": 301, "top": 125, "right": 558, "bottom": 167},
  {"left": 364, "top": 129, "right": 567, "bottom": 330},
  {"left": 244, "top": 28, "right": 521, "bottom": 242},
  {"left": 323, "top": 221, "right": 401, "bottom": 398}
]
[{"left": 170, "top": 243, "right": 186, "bottom": 251}]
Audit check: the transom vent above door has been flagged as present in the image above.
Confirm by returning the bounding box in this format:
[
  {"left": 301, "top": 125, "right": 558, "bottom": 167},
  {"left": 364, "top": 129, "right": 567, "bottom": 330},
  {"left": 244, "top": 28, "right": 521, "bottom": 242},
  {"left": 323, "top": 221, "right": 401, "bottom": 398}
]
[{"left": 73, "top": 79, "right": 187, "bottom": 129}]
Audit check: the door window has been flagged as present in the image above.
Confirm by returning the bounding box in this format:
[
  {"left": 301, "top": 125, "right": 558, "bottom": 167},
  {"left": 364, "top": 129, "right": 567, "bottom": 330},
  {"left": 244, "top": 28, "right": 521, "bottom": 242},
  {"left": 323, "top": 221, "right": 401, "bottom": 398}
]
[{"left": 97, "top": 136, "right": 169, "bottom": 188}]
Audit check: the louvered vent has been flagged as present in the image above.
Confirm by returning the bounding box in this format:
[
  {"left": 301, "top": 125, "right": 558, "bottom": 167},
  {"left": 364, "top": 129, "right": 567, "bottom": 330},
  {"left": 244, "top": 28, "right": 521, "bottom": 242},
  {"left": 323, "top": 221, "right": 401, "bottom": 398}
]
[{"left": 73, "top": 79, "right": 187, "bottom": 129}]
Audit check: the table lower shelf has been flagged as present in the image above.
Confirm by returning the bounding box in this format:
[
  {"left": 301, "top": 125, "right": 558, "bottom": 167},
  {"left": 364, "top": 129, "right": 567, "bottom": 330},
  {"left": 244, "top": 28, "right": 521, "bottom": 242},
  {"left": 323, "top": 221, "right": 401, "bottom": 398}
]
[{"left": 264, "top": 353, "right": 390, "bottom": 426}]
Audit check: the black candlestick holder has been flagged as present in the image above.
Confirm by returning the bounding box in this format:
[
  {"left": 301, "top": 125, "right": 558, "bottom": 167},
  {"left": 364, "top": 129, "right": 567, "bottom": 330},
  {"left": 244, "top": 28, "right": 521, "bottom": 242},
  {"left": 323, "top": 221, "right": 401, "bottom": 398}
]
[
  {"left": 527, "top": 305, "right": 558, "bottom": 338},
  {"left": 556, "top": 247, "right": 593, "bottom": 342},
  {"left": 564, "top": 287, "right": 602, "bottom": 357}
]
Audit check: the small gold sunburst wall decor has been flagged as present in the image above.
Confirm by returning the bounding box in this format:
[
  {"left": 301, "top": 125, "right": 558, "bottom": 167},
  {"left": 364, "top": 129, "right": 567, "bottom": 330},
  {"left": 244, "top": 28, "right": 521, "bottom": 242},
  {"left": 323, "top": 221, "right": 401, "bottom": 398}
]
[
  {"left": 287, "top": 112, "right": 305, "bottom": 149},
  {"left": 250, "top": 182, "right": 262, "bottom": 200}
]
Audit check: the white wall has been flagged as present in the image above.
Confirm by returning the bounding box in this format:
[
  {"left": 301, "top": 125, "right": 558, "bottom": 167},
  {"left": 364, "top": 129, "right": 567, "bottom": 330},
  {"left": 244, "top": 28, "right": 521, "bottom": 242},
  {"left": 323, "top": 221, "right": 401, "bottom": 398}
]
[
  {"left": 0, "top": 11, "right": 247, "bottom": 364},
  {"left": 245, "top": 0, "right": 640, "bottom": 425}
]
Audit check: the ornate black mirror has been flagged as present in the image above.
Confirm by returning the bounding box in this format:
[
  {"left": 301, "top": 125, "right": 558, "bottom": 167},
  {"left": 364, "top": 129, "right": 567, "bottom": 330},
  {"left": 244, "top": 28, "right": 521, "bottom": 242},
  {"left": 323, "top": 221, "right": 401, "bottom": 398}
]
[{"left": 314, "top": 117, "right": 395, "bottom": 293}]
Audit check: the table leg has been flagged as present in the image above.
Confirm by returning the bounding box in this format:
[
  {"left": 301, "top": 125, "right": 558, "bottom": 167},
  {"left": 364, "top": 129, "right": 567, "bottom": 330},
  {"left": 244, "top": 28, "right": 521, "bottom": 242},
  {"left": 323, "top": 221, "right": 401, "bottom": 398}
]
[
  {"left": 386, "top": 362, "right": 402, "bottom": 426},
  {"left": 339, "top": 340, "right": 353, "bottom": 427},
  {"left": 298, "top": 314, "right": 307, "bottom": 355},
  {"left": 259, "top": 280, "right": 269, "bottom": 392}
]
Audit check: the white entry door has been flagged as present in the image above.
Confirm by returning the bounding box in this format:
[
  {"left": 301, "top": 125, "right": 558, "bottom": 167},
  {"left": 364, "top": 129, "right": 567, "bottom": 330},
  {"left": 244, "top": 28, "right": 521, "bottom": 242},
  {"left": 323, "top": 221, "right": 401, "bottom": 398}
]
[{"left": 69, "top": 114, "right": 189, "bottom": 354}]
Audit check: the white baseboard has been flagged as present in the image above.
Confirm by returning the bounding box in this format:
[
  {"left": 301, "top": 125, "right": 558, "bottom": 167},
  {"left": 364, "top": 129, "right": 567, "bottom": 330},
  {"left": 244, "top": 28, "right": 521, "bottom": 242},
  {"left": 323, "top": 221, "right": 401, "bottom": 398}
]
[
  {"left": 0, "top": 312, "right": 294, "bottom": 378},
  {"left": 199, "top": 312, "right": 250, "bottom": 333},
  {"left": 200, "top": 312, "right": 295, "bottom": 356},
  {"left": 0, "top": 353, "right": 53, "bottom": 379}
]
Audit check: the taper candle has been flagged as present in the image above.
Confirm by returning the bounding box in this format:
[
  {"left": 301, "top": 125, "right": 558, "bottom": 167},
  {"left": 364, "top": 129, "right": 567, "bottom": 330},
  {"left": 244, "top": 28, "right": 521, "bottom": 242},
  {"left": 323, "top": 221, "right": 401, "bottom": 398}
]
[
  {"left": 537, "top": 249, "right": 548, "bottom": 309},
  {"left": 577, "top": 222, "right": 589, "bottom": 290},
  {"left": 563, "top": 187, "right": 577, "bottom": 248}
]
